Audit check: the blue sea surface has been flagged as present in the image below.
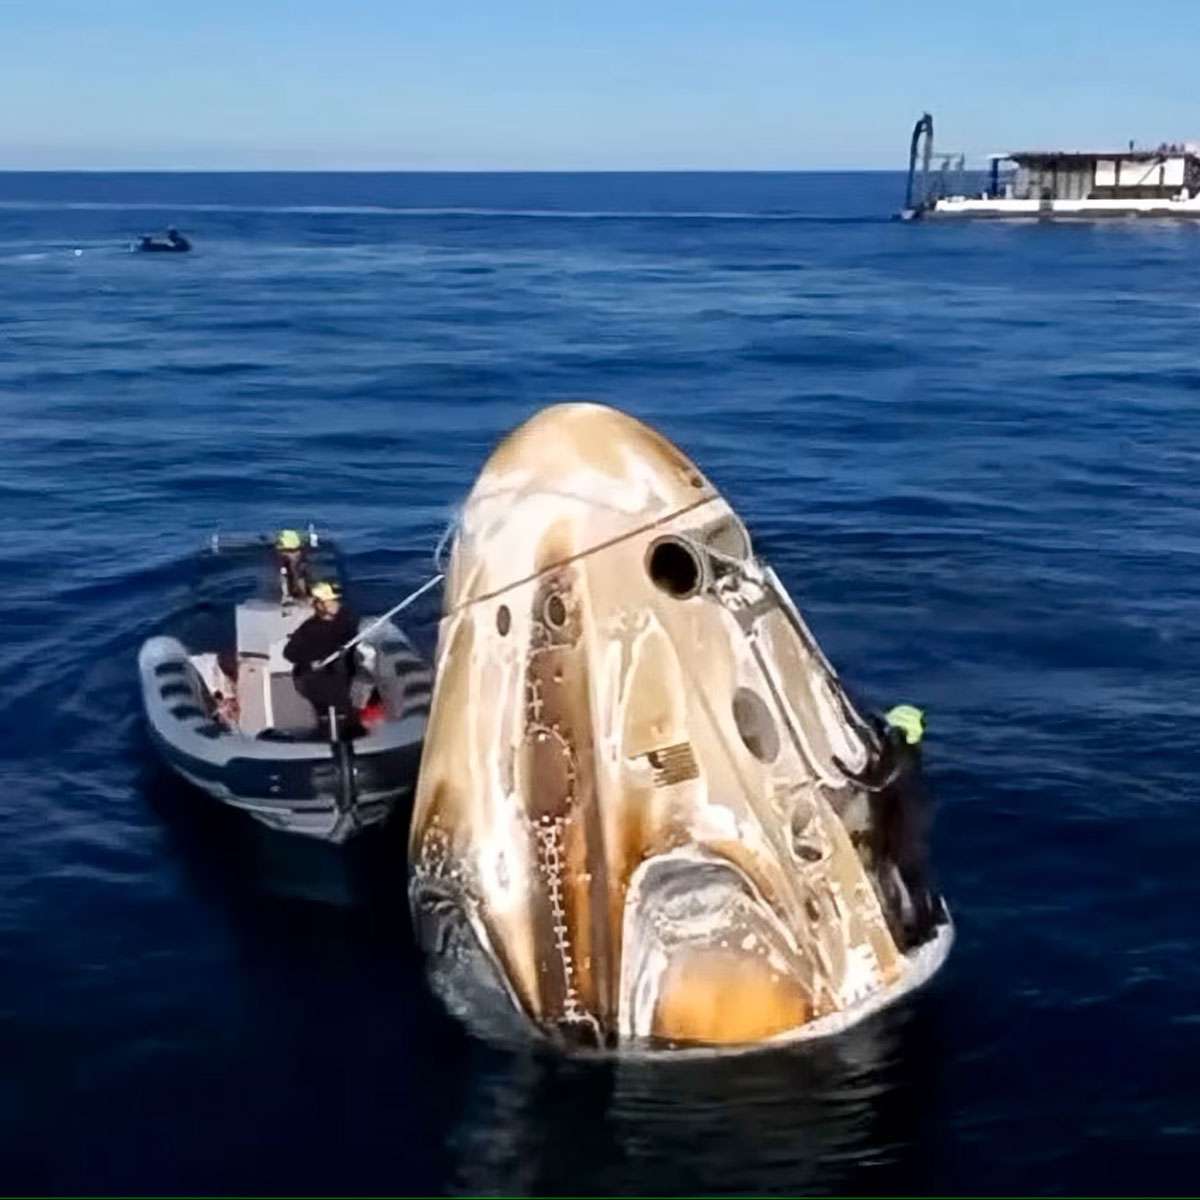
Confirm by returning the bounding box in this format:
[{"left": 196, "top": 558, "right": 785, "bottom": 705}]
[{"left": 0, "top": 170, "right": 1197, "bottom": 1195}]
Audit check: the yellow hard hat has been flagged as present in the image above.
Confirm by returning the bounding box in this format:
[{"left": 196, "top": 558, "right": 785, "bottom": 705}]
[
  {"left": 276, "top": 529, "right": 302, "bottom": 551},
  {"left": 311, "top": 581, "right": 340, "bottom": 603},
  {"left": 885, "top": 704, "right": 925, "bottom": 746}
]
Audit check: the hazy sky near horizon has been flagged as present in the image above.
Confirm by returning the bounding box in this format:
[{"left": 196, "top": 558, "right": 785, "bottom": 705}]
[{"left": 4, "top": 0, "right": 1199, "bottom": 170}]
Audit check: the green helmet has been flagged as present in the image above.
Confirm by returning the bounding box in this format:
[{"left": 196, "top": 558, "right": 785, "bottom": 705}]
[
  {"left": 276, "top": 528, "right": 302, "bottom": 551},
  {"left": 885, "top": 704, "right": 925, "bottom": 746}
]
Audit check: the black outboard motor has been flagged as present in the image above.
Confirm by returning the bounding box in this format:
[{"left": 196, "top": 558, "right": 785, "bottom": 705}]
[{"left": 327, "top": 706, "right": 360, "bottom": 832}]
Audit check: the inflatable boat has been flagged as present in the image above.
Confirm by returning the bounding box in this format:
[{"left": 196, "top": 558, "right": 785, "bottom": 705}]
[
  {"left": 132, "top": 228, "right": 191, "bottom": 253},
  {"left": 138, "top": 529, "right": 432, "bottom": 843}
]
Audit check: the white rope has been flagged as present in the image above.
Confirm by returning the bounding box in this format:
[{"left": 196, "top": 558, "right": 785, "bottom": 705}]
[
  {"left": 433, "top": 509, "right": 461, "bottom": 574},
  {"left": 678, "top": 532, "right": 752, "bottom": 574}
]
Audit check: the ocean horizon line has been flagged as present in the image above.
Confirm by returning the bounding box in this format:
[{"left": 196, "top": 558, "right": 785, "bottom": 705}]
[{"left": 0, "top": 166, "right": 909, "bottom": 176}]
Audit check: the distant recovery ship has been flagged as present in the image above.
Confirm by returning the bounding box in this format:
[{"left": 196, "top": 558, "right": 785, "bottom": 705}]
[{"left": 902, "top": 112, "right": 1200, "bottom": 219}]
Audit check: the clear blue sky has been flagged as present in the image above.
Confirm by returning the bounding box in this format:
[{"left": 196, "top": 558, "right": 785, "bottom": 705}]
[{"left": 4, "top": 0, "right": 1198, "bottom": 169}]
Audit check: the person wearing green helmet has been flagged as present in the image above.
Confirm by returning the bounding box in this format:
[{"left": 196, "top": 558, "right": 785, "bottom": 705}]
[
  {"left": 872, "top": 702, "right": 941, "bottom": 946},
  {"left": 283, "top": 580, "right": 361, "bottom": 732},
  {"left": 884, "top": 703, "right": 924, "bottom": 747},
  {"left": 274, "top": 528, "right": 311, "bottom": 600}
]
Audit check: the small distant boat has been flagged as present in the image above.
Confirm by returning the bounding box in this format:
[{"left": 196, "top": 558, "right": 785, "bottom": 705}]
[
  {"left": 132, "top": 227, "right": 191, "bottom": 253},
  {"left": 138, "top": 529, "right": 431, "bottom": 843}
]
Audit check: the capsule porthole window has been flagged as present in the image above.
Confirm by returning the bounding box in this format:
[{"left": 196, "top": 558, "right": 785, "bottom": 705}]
[
  {"left": 732, "top": 686, "right": 780, "bottom": 763},
  {"left": 544, "top": 593, "right": 567, "bottom": 628},
  {"left": 646, "top": 536, "right": 703, "bottom": 599}
]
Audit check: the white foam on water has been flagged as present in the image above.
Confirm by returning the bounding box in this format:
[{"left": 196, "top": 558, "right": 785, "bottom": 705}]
[{"left": 0, "top": 199, "right": 844, "bottom": 221}]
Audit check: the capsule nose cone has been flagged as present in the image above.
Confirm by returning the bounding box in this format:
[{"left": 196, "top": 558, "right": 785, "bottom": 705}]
[
  {"left": 479, "top": 403, "right": 710, "bottom": 505},
  {"left": 447, "top": 403, "right": 716, "bottom": 609}
]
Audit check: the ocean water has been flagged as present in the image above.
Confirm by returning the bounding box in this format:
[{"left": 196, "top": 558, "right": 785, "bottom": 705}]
[{"left": 1, "top": 170, "right": 1197, "bottom": 1195}]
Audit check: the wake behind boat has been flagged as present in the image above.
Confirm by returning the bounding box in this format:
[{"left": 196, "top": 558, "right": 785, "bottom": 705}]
[{"left": 138, "top": 528, "right": 431, "bottom": 843}]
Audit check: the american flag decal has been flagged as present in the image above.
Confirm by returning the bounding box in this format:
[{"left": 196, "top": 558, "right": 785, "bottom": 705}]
[{"left": 641, "top": 742, "right": 700, "bottom": 787}]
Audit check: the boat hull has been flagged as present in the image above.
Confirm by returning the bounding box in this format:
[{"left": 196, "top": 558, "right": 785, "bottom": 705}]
[
  {"left": 139, "top": 634, "right": 426, "bottom": 843},
  {"left": 931, "top": 196, "right": 1200, "bottom": 219}
]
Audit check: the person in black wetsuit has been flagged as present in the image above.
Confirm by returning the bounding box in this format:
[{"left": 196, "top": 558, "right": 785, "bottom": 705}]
[
  {"left": 283, "top": 580, "right": 359, "bottom": 732},
  {"left": 273, "top": 528, "right": 311, "bottom": 600},
  {"left": 165, "top": 227, "right": 190, "bottom": 251},
  {"left": 869, "top": 705, "right": 942, "bottom": 947}
]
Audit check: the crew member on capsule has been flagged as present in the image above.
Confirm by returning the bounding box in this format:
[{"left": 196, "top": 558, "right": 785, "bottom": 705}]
[
  {"left": 283, "top": 581, "right": 360, "bottom": 732},
  {"left": 874, "top": 704, "right": 941, "bottom": 946}
]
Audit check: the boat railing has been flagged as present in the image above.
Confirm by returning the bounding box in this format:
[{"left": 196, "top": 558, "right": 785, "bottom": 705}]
[{"left": 207, "top": 524, "right": 322, "bottom": 554}]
